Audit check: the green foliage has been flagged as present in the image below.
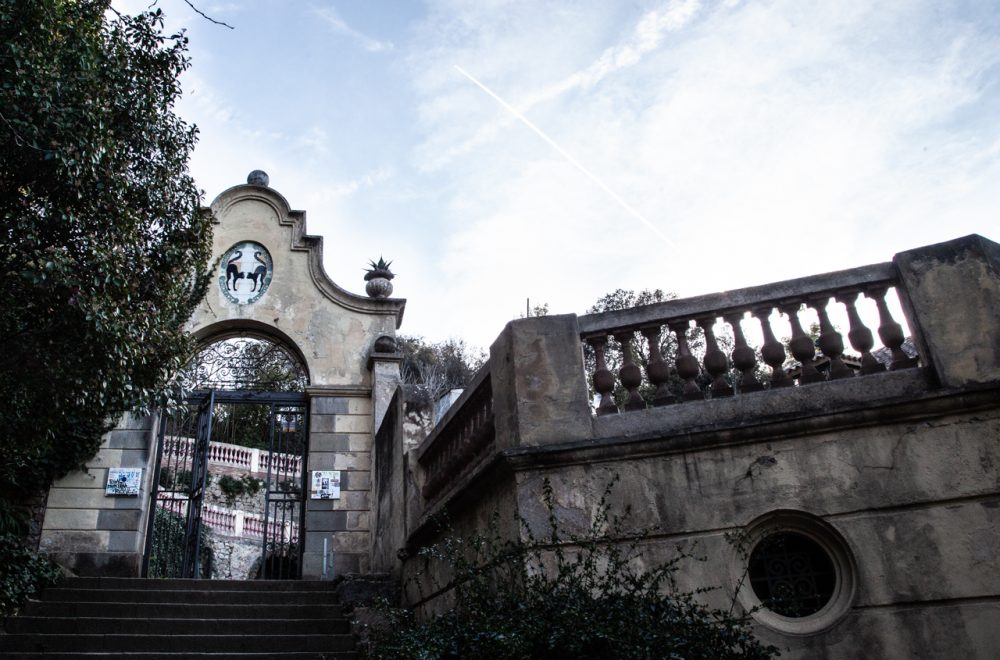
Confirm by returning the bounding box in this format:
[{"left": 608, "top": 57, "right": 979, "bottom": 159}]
[
  {"left": 159, "top": 468, "right": 212, "bottom": 492},
  {"left": 147, "top": 507, "right": 214, "bottom": 579},
  {"left": 0, "top": 498, "right": 28, "bottom": 537},
  {"left": 0, "top": 0, "right": 213, "bottom": 504},
  {"left": 0, "top": 532, "right": 61, "bottom": 616},
  {"left": 398, "top": 336, "right": 486, "bottom": 407},
  {"left": 364, "top": 479, "right": 777, "bottom": 660},
  {"left": 217, "top": 473, "right": 261, "bottom": 506},
  {"left": 585, "top": 288, "right": 690, "bottom": 405}
]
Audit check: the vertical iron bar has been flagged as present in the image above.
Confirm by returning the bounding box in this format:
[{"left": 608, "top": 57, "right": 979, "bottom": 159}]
[
  {"left": 297, "top": 406, "right": 307, "bottom": 578},
  {"left": 261, "top": 402, "right": 276, "bottom": 578},
  {"left": 141, "top": 412, "right": 168, "bottom": 577}
]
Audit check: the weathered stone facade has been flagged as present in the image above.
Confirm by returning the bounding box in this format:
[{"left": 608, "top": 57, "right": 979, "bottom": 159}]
[{"left": 378, "top": 234, "right": 1000, "bottom": 658}]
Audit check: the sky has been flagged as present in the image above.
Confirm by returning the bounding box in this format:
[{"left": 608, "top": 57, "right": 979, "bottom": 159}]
[{"left": 117, "top": 0, "right": 1000, "bottom": 348}]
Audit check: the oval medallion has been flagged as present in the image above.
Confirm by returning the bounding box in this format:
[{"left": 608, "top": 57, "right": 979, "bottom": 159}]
[{"left": 219, "top": 241, "right": 273, "bottom": 305}]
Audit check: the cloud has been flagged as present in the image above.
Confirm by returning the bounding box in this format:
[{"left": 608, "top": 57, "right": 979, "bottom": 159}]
[
  {"left": 398, "top": 0, "right": 1000, "bottom": 346},
  {"left": 314, "top": 6, "right": 394, "bottom": 53}
]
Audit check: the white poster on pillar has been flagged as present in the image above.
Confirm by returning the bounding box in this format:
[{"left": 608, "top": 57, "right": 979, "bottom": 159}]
[{"left": 311, "top": 470, "right": 341, "bottom": 499}]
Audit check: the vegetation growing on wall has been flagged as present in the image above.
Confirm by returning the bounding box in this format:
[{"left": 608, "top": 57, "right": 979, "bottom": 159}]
[
  {"left": 217, "top": 474, "right": 262, "bottom": 506},
  {"left": 0, "top": 0, "right": 212, "bottom": 607},
  {"left": 364, "top": 480, "right": 777, "bottom": 659}
]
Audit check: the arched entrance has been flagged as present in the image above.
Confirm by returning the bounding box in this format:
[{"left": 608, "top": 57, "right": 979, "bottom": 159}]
[{"left": 142, "top": 333, "right": 309, "bottom": 580}]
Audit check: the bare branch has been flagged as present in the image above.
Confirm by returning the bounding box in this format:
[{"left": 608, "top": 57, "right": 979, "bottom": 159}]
[{"left": 182, "top": 0, "right": 235, "bottom": 29}]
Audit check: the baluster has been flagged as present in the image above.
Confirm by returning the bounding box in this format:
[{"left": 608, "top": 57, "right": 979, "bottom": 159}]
[
  {"left": 810, "top": 295, "right": 853, "bottom": 379},
  {"left": 697, "top": 316, "right": 732, "bottom": 397},
  {"left": 586, "top": 336, "right": 619, "bottom": 415},
  {"left": 866, "top": 286, "right": 918, "bottom": 370},
  {"left": 725, "top": 312, "right": 763, "bottom": 393},
  {"left": 669, "top": 320, "right": 704, "bottom": 400},
  {"left": 835, "top": 290, "right": 885, "bottom": 375},
  {"left": 613, "top": 330, "right": 646, "bottom": 411},
  {"left": 641, "top": 325, "right": 675, "bottom": 406},
  {"left": 780, "top": 302, "right": 824, "bottom": 384},
  {"left": 753, "top": 306, "right": 792, "bottom": 388}
]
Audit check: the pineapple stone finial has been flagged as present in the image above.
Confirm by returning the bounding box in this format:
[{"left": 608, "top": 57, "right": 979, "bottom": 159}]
[{"left": 364, "top": 257, "right": 395, "bottom": 298}]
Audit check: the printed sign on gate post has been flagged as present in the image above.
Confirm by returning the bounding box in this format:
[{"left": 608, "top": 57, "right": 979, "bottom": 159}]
[
  {"left": 106, "top": 468, "right": 142, "bottom": 496},
  {"left": 311, "top": 470, "right": 341, "bottom": 499}
]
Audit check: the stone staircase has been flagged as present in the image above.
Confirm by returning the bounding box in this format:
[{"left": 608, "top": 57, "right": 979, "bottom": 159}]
[{"left": 0, "top": 577, "right": 359, "bottom": 659}]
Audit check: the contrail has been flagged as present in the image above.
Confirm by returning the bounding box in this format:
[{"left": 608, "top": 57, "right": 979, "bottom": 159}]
[{"left": 454, "top": 65, "right": 676, "bottom": 250}]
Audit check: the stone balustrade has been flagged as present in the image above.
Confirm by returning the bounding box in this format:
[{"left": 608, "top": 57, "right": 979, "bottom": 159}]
[
  {"left": 388, "top": 235, "right": 1000, "bottom": 551},
  {"left": 578, "top": 262, "right": 918, "bottom": 415},
  {"left": 162, "top": 436, "right": 302, "bottom": 477},
  {"left": 157, "top": 497, "right": 299, "bottom": 543},
  {"left": 415, "top": 365, "right": 495, "bottom": 501}
]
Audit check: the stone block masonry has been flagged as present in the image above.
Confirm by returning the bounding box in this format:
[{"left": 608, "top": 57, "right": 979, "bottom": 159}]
[
  {"left": 39, "top": 413, "right": 158, "bottom": 577},
  {"left": 302, "top": 395, "right": 374, "bottom": 579}
]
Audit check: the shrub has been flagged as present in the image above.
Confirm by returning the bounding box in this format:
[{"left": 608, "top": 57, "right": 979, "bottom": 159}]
[
  {"left": 147, "top": 507, "right": 214, "bottom": 579},
  {"left": 217, "top": 474, "right": 261, "bottom": 506},
  {"left": 0, "top": 532, "right": 61, "bottom": 616},
  {"left": 364, "top": 479, "right": 778, "bottom": 659}
]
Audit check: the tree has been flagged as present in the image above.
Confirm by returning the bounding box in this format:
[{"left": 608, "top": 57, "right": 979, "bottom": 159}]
[
  {"left": 397, "top": 336, "right": 486, "bottom": 407},
  {"left": 586, "top": 290, "right": 775, "bottom": 407},
  {"left": 0, "top": 0, "right": 212, "bottom": 517},
  {"left": 584, "top": 288, "right": 693, "bottom": 405},
  {"left": 588, "top": 288, "right": 676, "bottom": 314}
]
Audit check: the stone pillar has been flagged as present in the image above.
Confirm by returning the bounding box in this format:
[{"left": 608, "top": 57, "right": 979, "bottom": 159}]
[
  {"left": 894, "top": 234, "right": 1000, "bottom": 388},
  {"left": 489, "top": 314, "right": 594, "bottom": 448},
  {"left": 39, "top": 412, "right": 159, "bottom": 576},
  {"left": 302, "top": 391, "right": 373, "bottom": 579},
  {"left": 367, "top": 338, "right": 403, "bottom": 436}
]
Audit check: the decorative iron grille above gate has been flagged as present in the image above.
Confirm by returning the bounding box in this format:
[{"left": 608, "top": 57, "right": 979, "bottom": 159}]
[{"left": 182, "top": 335, "right": 308, "bottom": 392}]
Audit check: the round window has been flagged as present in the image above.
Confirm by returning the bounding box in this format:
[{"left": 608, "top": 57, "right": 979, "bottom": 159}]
[
  {"left": 748, "top": 532, "right": 836, "bottom": 617},
  {"left": 732, "top": 511, "right": 856, "bottom": 635}
]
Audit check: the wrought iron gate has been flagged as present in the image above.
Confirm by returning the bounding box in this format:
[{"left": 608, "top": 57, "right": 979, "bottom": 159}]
[{"left": 142, "top": 392, "right": 308, "bottom": 579}]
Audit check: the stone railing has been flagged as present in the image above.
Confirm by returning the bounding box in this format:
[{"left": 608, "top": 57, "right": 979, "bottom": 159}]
[
  {"left": 157, "top": 497, "right": 299, "bottom": 543},
  {"left": 579, "top": 262, "right": 918, "bottom": 415},
  {"left": 163, "top": 437, "right": 302, "bottom": 477},
  {"left": 415, "top": 364, "right": 495, "bottom": 501},
  {"left": 409, "top": 262, "right": 928, "bottom": 510}
]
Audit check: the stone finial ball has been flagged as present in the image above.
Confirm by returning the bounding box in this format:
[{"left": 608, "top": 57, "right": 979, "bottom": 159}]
[
  {"left": 247, "top": 170, "right": 270, "bottom": 186},
  {"left": 373, "top": 335, "right": 398, "bottom": 354}
]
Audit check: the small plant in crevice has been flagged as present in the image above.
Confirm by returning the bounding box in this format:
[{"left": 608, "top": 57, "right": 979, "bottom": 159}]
[{"left": 362, "top": 478, "right": 779, "bottom": 660}]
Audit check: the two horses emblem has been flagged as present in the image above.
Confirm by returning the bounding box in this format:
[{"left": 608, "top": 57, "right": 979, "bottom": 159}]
[{"left": 219, "top": 242, "right": 273, "bottom": 305}]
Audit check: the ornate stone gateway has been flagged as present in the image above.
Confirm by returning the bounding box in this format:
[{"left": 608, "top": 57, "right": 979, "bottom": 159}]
[
  {"left": 142, "top": 336, "right": 309, "bottom": 579},
  {"left": 39, "top": 172, "right": 405, "bottom": 581}
]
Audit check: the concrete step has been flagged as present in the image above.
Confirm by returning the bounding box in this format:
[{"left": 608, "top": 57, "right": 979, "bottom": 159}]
[
  {"left": 59, "top": 578, "right": 342, "bottom": 592},
  {"left": 39, "top": 588, "right": 338, "bottom": 604},
  {"left": 0, "top": 634, "right": 358, "bottom": 654},
  {"left": 20, "top": 601, "right": 345, "bottom": 620},
  {"left": 6, "top": 616, "right": 350, "bottom": 635},
  {"left": 0, "top": 654, "right": 358, "bottom": 659},
  {"left": 1, "top": 577, "right": 366, "bottom": 659}
]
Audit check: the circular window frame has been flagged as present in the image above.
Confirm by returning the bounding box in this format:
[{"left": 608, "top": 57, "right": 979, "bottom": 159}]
[{"left": 731, "top": 510, "right": 856, "bottom": 636}]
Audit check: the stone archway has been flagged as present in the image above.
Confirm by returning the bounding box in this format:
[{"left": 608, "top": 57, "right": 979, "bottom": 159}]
[{"left": 143, "top": 332, "right": 310, "bottom": 579}]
